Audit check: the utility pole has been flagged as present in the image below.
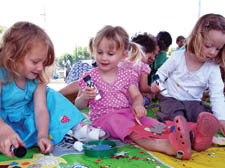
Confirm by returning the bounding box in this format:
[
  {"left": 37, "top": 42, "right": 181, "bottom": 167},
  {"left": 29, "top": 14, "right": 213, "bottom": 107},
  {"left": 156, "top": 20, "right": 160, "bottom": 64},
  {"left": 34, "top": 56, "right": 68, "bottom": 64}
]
[
  {"left": 198, "top": 0, "right": 201, "bottom": 18},
  {"left": 40, "top": 6, "right": 46, "bottom": 28}
]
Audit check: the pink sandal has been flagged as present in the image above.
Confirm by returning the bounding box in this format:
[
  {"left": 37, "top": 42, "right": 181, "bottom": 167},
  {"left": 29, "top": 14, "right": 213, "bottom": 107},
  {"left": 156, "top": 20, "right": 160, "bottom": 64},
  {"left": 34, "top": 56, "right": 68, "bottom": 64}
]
[
  {"left": 169, "top": 115, "right": 191, "bottom": 160},
  {"left": 192, "top": 112, "right": 219, "bottom": 152}
]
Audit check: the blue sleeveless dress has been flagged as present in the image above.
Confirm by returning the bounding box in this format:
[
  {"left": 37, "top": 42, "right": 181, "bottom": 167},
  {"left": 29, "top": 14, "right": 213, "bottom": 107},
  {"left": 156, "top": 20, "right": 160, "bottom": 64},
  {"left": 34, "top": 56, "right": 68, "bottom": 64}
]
[{"left": 0, "top": 67, "right": 84, "bottom": 147}]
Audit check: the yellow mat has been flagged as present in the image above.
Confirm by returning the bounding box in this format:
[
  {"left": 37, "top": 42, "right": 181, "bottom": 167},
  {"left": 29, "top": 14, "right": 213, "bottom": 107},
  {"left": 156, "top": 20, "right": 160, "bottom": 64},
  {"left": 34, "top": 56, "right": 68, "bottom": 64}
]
[{"left": 151, "top": 146, "right": 225, "bottom": 168}]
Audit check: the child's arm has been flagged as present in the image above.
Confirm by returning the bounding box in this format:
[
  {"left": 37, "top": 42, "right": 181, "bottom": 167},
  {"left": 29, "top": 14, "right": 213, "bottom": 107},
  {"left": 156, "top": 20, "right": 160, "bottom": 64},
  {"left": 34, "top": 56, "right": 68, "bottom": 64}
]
[
  {"left": 0, "top": 80, "right": 25, "bottom": 157},
  {"left": 33, "top": 83, "right": 53, "bottom": 153},
  {"left": 219, "top": 120, "right": 225, "bottom": 136},
  {"left": 139, "top": 74, "right": 160, "bottom": 93},
  {"left": 128, "top": 84, "right": 147, "bottom": 118},
  {"left": 208, "top": 66, "right": 225, "bottom": 136},
  {"left": 75, "top": 87, "right": 96, "bottom": 110},
  {"left": 59, "top": 81, "right": 79, "bottom": 101},
  {"left": 0, "top": 118, "right": 25, "bottom": 157}
]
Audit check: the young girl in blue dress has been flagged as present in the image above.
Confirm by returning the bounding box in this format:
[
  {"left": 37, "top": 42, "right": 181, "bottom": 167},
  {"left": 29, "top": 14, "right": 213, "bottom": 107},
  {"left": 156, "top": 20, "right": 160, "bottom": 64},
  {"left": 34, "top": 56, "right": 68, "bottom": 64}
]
[{"left": 0, "top": 21, "right": 86, "bottom": 157}]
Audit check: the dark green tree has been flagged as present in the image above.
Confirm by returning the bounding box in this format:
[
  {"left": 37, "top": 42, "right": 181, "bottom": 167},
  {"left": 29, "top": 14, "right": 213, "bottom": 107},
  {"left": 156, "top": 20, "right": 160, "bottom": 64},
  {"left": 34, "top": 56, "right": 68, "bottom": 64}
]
[
  {"left": 56, "top": 53, "right": 73, "bottom": 68},
  {"left": 0, "top": 25, "right": 7, "bottom": 37},
  {"left": 56, "top": 46, "right": 91, "bottom": 69},
  {"left": 83, "top": 47, "right": 91, "bottom": 59},
  {"left": 73, "top": 46, "right": 90, "bottom": 62},
  {"left": 0, "top": 25, "right": 5, "bottom": 34},
  {"left": 168, "top": 48, "right": 176, "bottom": 57}
]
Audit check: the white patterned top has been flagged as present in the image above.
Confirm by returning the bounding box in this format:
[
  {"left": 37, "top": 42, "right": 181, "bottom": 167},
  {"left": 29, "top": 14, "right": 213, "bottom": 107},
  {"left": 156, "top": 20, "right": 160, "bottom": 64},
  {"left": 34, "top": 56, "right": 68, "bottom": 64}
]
[{"left": 157, "top": 50, "right": 225, "bottom": 120}]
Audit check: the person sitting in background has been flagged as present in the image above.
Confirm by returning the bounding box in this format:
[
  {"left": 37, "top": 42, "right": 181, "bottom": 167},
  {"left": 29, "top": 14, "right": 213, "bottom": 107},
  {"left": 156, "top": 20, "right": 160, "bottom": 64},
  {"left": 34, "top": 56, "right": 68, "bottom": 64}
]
[
  {"left": 61, "top": 60, "right": 97, "bottom": 103},
  {"left": 129, "top": 32, "right": 160, "bottom": 104},
  {"left": 65, "top": 60, "right": 71, "bottom": 78},
  {"left": 65, "top": 60, "right": 94, "bottom": 84},
  {"left": 175, "top": 35, "right": 185, "bottom": 51},
  {"left": 148, "top": 31, "right": 172, "bottom": 86},
  {"left": 131, "top": 32, "right": 158, "bottom": 65}
]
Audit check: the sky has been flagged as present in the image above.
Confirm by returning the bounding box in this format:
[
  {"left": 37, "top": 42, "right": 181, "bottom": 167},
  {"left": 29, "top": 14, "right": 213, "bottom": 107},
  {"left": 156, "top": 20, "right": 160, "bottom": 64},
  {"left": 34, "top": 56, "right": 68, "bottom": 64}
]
[{"left": 0, "top": 0, "right": 225, "bottom": 57}]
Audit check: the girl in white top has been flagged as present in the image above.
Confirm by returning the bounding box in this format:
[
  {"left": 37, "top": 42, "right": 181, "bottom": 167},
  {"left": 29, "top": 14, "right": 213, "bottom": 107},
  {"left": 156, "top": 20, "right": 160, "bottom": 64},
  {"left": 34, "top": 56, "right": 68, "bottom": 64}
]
[{"left": 156, "top": 13, "right": 225, "bottom": 137}]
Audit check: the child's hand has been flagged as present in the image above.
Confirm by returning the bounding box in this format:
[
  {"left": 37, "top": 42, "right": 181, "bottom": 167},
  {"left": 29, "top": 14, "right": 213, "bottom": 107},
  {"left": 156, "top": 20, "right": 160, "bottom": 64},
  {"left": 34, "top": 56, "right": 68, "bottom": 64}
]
[
  {"left": 0, "top": 124, "right": 25, "bottom": 157},
  {"left": 37, "top": 136, "right": 54, "bottom": 154},
  {"left": 133, "top": 105, "right": 147, "bottom": 118},
  {"left": 150, "top": 83, "right": 161, "bottom": 93},
  {"left": 143, "top": 93, "right": 154, "bottom": 102},
  {"left": 81, "top": 87, "right": 97, "bottom": 100},
  {"left": 219, "top": 120, "right": 225, "bottom": 136}
]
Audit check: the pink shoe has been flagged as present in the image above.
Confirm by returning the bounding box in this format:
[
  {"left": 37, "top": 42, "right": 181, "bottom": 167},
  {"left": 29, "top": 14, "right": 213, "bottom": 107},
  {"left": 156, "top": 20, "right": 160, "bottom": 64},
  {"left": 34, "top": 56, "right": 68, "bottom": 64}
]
[
  {"left": 168, "top": 115, "right": 191, "bottom": 160},
  {"left": 192, "top": 112, "right": 219, "bottom": 152}
]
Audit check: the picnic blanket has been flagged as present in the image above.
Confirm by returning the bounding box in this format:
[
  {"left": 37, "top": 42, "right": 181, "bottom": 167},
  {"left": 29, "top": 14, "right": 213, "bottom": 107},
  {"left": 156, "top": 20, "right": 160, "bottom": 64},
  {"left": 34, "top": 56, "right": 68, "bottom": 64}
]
[
  {"left": 0, "top": 139, "right": 225, "bottom": 168},
  {"left": 1, "top": 104, "right": 225, "bottom": 168}
]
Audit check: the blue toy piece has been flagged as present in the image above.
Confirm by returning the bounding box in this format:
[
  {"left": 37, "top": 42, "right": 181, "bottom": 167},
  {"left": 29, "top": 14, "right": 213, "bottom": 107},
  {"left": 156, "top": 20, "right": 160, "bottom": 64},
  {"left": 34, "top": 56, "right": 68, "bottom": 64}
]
[{"left": 92, "top": 144, "right": 111, "bottom": 151}]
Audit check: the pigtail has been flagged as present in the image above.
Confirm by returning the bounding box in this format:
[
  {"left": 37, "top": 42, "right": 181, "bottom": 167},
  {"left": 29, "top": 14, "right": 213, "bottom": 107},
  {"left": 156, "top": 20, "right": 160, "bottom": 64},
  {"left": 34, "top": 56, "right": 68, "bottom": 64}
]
[
  {"left": 126, "top": 42, "right": 143, "bottom": 65},
  {"left": 89, "top": 37, "right": 94, "bottom": 55}
]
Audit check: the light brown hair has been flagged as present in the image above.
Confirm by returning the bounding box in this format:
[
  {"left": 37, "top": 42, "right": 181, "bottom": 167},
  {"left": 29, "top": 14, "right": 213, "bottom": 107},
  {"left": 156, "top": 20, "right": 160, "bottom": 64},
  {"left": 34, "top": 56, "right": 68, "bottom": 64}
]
[
  {"left": 89, "top": 25, "right": 141, "bottom": 63},
  {"left": 186, "top": 13, "right": 225, "bottom": 66},
  {"left": 0, "top": 21, "right": 55, "bottom": 83}
]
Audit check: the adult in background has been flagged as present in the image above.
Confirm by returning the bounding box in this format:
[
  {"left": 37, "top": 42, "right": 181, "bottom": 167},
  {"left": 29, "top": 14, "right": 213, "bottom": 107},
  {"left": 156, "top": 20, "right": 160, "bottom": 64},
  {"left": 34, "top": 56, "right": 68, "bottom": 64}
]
[{"left": 176, "top": 35, "right": 185, "bottom": 51}]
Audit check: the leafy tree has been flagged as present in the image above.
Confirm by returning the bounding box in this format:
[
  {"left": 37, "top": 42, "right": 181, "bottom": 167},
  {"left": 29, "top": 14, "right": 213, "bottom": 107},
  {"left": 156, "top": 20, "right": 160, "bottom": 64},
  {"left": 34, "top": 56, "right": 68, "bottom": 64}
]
[
  {"left": 56, "top": 53, "right": 73, "bottom": 69},
  {"left": 83, "top": 47, "right": 91, "bottom": 59},
  {"left": 0, "top": 25, "right": 7, "bottom": 37},
  {"left": 56, "top": 46, "right": 91, "bottom": 69},
  {"left": 168, "top": 47, "right": 175, "bottom": 57},
  {"left": 0, "top": 25, "right": 5, "bottom": 34},
  {"left": 73, "top": 46, "right": 90, "bottom": 62}
]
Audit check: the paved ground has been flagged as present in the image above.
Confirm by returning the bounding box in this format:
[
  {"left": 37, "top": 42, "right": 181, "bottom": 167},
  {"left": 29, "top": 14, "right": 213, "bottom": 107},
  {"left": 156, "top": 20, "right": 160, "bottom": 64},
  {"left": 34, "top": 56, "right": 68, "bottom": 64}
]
[{"left": 48, "top": 78, "right": 67, "bottom": 91}]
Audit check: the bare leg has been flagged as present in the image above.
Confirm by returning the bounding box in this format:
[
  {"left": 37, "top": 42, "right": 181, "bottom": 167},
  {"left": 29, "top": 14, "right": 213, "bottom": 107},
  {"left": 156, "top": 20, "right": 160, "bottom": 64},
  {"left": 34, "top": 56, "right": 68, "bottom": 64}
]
[
  {"left": 129, "top": 132, "right": 176, "bottom": 156},
  {"left": 129, "top": 115, "right": 192, "bottom": 160}
]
